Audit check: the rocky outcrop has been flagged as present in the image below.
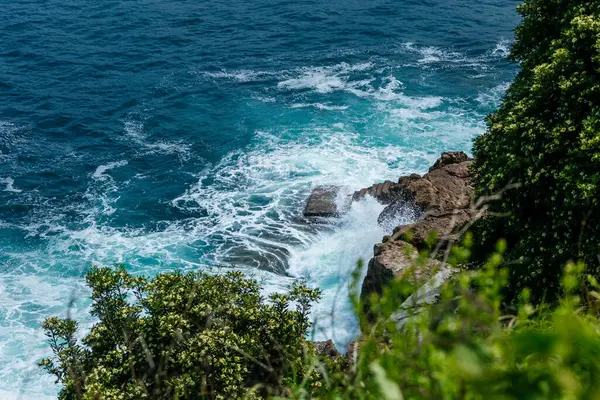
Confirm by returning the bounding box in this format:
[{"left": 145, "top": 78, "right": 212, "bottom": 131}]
[
  {"left": 384, "top": 152, "right": 476, "bottom": 248},
  {"left": 352, "top": 180, "right": 404, "bottom": 204},
  {"left": 394, "top": 153, "right": 474, "bottom": 214},
  {"left": 391, "top": 210, "right": 475, "bottom": 248},
  {"left": 361, "top": 151, "right": 476, "bottom": 309},
  {"left": 313, "top": 339, "right": 340, "bottom": 358},
  {"left": 300, "top": 152, "right": 477, "bottom": 337},
  {"left": 392, "top": 266, "right": 455, "bottom": 328},
  {"left": 428, "top": 151, "right": 470, "bottom": 172},
  {"left": 361, "top": 240, "right": 448, "bottom": 298},
  {"left": 304, "top": 186, "right": 342, "bottom": 217},
  {"left": 300, "top": 151, "right": 478, "bottom": 362}
]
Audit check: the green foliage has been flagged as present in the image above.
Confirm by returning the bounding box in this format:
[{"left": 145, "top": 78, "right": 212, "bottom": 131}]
[
  {"left": 471, "top": 0, "right": 600, "bottom": 300},
  {"left": 293, "top": 242, "right": 600, "bottom": 400},
  {"left": 40, "top": 266, "right": 321, "bottom": 399},
  {"left": 41, "top": 251, "right": 600, "bottom": 399}
]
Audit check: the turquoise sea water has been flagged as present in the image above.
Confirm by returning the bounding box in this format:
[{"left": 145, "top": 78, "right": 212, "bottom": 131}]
[{"left": 1, "top": 0, "right": 519, "bottom": 397}]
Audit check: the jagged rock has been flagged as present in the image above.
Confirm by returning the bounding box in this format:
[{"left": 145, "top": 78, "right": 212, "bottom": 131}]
[
  {"left": 398, "top": 173, "right": 422, "bottom": 187},
  {"left": 381, "top": 152, "right": 475, "bottom": 248},
  {"left": 392, "top": 266, "right": 455, "bottom": 328},
  {"left": 392, "top": 209, "right": 475, "bottom": 248},
  {"left": 429, "top": 151, "right": 471, "bottom": 172},
  {"left": 360, "top": 152, "right": 477, "bottom": 317},
  {"left": 397, "top": 159, "right": 474, "bottom": 213},
  {"left": 304, "top": 186, "right": 341, "bottom": 217},
  {"left": 352, "top": 180, "right": 403, "bottom": 204},
  {"left": 313, "top": 339, "right": 340, "bottom": 358},
  {"left": 377, "top": 201, "right": 421, "bottom": 226},
  {"left": 354, "top": 153, "right": 474, "bottom": 215},
  {"left": 361, "top": 240, "right": 448, "bottom": 298}
]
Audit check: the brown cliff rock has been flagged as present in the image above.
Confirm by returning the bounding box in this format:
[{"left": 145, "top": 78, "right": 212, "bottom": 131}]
[
  {"left": 313, "top": 339, "right": 340, "bottom": 358},
  {"left": 361, "top": 240, "right": 448, "bottom": 299},
  {"left": 361, "top": 152, "right": 476, "bottom": 313},
  {"left": 398, "top": 158, "right": 474, "bottom": 213}
]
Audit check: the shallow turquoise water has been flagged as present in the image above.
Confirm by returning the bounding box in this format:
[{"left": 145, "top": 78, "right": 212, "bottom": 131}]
[{"left": 0, "top": 0, "right": 519, "bottom": 396}]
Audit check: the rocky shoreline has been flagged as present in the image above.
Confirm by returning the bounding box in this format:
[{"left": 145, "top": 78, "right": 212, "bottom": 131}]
[
  {"left": 306, "top": 151, "right": 478, "bottom": 356},
  {"left": 359, "top": 151, "right": 477, "bottom": 302}
]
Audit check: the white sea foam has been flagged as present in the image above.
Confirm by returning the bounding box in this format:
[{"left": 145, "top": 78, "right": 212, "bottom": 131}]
[
  {"left": 0, "top": 177, "right": 22, "bottom": 193},
  {"left": 202, "top": 69, "right": 278, "bottom": 83},
  {"left": 252, "top": 94, "right": 277, "bottom": 103},
  {"left": 399, "top": 40, "right": 511, "bottom": 70},
  {"left": 123, "top": 119, "right": 191, "bottom": 159},
  {"left": 279, "top": 67, "right": 444, "bottom": 109},
  {"left": 277, "top": 62, "right": 373, "bottom": 93},
  {"left": 0, "top": 390, "right": 55, "bottom": 400},
  {"left": 92, "top": 160, "right": 128, "bottom": 180},
  {"left": 290, "top": 103, "right": 349, "bottom": 111},
  {"left": 0, "top": 273, "right": 92, "bottom": 398},
  {"left": 279, "top": 73, "right": 346, "bottom": 93},
  {"left": 287, "top": 194, "right": 420, "bottom": 344},
  {"left": 476, "top": 82, "right": 510, "bottom": 108},
  {"left": 491, "top": 39, "right": 511, "bottom": 58}
]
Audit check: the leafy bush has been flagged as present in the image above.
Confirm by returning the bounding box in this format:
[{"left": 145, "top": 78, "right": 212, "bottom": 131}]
[
  {"left": 41, "top": 248, "right": 600, "bottom": 400},
  {"left": 292, "top": 240, "right": 600, "bottom": 400},
  {"left": 471, "top": 0, "right": 600, "bottom": 300},
  {"left": 40, "top": 266, "right": 321, "bottom": 399}
]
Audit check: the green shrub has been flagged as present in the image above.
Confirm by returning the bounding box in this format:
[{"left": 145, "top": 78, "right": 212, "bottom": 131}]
[
  {"left": 41, "top": 250, "right": 600, "bottom": 400},
  {"left": 40, "top": 266, "right": 321, "bottom": 400},
  {"left": 292, "top": 241, "right": 600, "bottom": 400},
  {"left": 471, "top": 0, "right": 600, "bottom": 301}
]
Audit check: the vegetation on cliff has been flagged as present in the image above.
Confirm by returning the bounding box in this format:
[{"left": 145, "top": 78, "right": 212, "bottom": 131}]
[
  {"left": 298, "top": 241, "right": 600, "bottom": 399},
  {"left": 41, "top": 245, "right": 600, "bottom": 399},
  {"left": 472, "top": 0, "right": 600, "bottom": 301},
  {"left": 40, "top": 267, "right": 322, "bottom": 399}
]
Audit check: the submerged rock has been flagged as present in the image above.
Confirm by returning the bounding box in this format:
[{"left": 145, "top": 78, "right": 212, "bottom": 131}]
[{"left": 303, "top": 186, "right": 341, "bottom": 217}]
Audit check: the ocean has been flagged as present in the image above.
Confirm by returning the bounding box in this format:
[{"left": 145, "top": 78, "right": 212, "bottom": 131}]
[{"left": 0, "top": 0, "right": 519, "bottom": 397}]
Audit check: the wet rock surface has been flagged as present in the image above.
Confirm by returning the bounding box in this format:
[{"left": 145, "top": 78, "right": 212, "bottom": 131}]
[
  {"left": 391, "top": 209, "right": 476, "bottom": 248},
  {"left": 377, "top": 201, "right": 421, "bottom": 227},
  {"left": 361, "top": 240, "right": 448, "bottom": 298},
  {"left": 360, "top": 151, "right": 476, "bottom": 306},
  {"left": 352, "top": 180, "right": 404, "bottom": 204},
  {"left": 303, "top": 186, "right": 342, "bottom": 217}
]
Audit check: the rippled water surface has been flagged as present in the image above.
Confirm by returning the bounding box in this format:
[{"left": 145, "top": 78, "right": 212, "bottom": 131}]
[{"left": 0, "top": 0, "right": 519, "bottom": 396}]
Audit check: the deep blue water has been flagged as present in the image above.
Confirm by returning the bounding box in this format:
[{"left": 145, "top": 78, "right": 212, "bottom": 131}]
[{"left": 0, "top": 0, "right": 519, "bottom": 397}]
